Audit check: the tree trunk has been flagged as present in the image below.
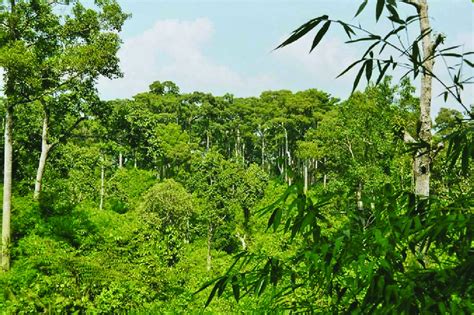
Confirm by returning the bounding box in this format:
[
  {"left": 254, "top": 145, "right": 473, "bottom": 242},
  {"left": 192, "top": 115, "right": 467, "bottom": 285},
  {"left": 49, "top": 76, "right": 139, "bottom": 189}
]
[
  {"left": 284, "top": 127, "right": 289, "bottom": 184},
  {"left": 414, "top": 0, "right": 434, "bottom": 198},
  {"left": 99, "top": 160, "right": 105, "bottom": 210},
  {"left": 323, "top": 158, "right": 327, "bottom": 189},
  {"left": 207, "top": 223, "right": 213, "bottom": 271},
  {"left": 303, "top": 161, "right": 308, "bottom": 194},
  {"left": 118, "top": 152, "right": 123, "bottom": 168},
  {"left": 261, "top": 131, "right": 265, "bottom": 169},
  {"left": 356, "top": 182, "right": 364, "bottom": 211},
  {"left": 236, "top": 232, "right": 247, "bottom": 250},
  {"left": 1, "top": 107, "right": 13, "bottom": 272},
  {"left": 206, "top": 131, "right": 210, "bottom": 151},
  {"left": 235, "top": 129, "right": 240, "bottom": 158},
  {"left": 34, "top": 115, "right": 52, "bottom": 200}
]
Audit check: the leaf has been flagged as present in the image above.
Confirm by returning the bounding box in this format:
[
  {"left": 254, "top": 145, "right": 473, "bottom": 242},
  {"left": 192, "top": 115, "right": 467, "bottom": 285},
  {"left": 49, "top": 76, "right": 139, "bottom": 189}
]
[
  {"left": 291, "top": 217, "right": 303, "bottom": 239},
  {"left": 337, "top": 59, "right": 365, "bottom": 78},
  {"left": 205, "top": 282, "right": 220, "bottom": 307},
  {"left": 270, "top": 260, "right": 281, "bottom": 285},
  {"left": 386, "top": 4, "right": 403, "bottom": 23},
  {"left": 464, "top": 59, "right": 474, "bottom": 68},
  {"left": 384, "top": 25, "right": 406, "bottom": 41},
  {"left": 347, "top": 35, "right": 381, "bottom": 44},
  {"left": 376, "top": 61, "right": 391, "bottom": 84},
  {"left": 412, "top": 41, "right": 420, "bottom": 64},
  {"left": 442, "top": 53, "right": 463, "bottom": 58},
  {"left": 439, "top": 45, "right": 462, "bottom": 52},
  {"left": 257, "top": 277, "right": 268, "bottom": 296},
  {"left": 412, "top": 41, "right": 420, "bottom": 77},
  {"left": 340, "top": 22, "right": 356, "bottom": 39},
  {"left": 300, "top": 210, "right": 316, "bottom": 231},
  {"left": 267, "top": 208, "right": 278, "bottom": 230},
  {"left": 310, "top": 21, "right": 331, "bottom": 52},
  {"left": 217, "top": 277, "right": 228, "bottom": 297},
  {"left": 355, "top": 0, "right": 368, "bottom": 17},
  {"left": 461, "top": 143, "right": 470, "bottom": 175},
  {"left": 366, "top": 57, "right": 373, "bottom": 82},
  {"left": 376, "top": 0, "right": 385, "bottom": 21},
  {"left": 273, "top": 207, "right": 283, "bottom": 232},
  {"left": 231, "top": 276, "right": 240, "bottom": 302},
  {"left": 276, "top": 16, "right": 328, "bottom": 49},
  {"left": 362, "top": 41, "right": 381, "bottom": 58},
  {"left": 352, "top": 61, "right": 367, "bottom": 92},
  {"left": 195, "top": 277, "right": 221, "bottom": 295}
]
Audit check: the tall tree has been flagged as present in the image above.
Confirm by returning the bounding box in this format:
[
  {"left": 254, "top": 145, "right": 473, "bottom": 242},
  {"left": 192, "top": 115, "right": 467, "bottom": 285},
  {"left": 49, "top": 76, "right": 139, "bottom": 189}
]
[
  {"left": 276, "top": 0, "right": 473, "bottom": 198},
  {"left": 0, "top": 0, "right": 127, "bottom": 271}
]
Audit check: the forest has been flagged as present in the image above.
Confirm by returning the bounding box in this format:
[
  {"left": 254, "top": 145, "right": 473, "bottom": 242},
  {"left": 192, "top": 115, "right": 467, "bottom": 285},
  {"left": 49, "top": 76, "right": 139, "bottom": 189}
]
[{"left": 0, "top": 0, "right": 472, "bottom": 313}]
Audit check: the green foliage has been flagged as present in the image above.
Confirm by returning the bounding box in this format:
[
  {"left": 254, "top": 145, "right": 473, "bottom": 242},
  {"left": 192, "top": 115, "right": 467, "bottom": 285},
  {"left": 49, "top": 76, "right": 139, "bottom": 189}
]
[
  {"left": 106, "top": 168, "right": 155, "bottom": 213},
  {"left": 0, "top": 2, "right": 471, "bottom": 310},
  {"left": 203, "top": 183, "right": 473, "bottom": 313}
]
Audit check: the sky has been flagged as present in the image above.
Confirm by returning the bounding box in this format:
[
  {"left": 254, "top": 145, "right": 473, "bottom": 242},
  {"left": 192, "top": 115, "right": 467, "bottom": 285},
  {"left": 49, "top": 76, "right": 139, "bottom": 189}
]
[
  {"left": 97, "top": 0, "right": 474, "bottom": 116},
  {"left": 1, "top": 1, "right": 471, "bottom": 116}
]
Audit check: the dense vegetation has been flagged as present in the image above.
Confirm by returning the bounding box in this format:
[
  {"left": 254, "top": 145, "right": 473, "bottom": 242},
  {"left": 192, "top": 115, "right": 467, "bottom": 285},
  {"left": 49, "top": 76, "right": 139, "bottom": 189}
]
[
  {"left": 0, "top": 77, "right": 471, "bottom": 313},
  {"left": 0, "top": 0, "right": 472, "bottom": 313}
]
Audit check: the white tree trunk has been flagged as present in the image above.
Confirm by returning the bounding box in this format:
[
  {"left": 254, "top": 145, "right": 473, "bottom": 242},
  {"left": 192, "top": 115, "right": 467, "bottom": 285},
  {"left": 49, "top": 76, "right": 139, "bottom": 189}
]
[
  {"left": 303, "top": 161, "right": 308, "bottom": 194},
  {"left": 34, "top": 115, "right": 52, "bottom": 200},
  {"left": 236, "top": 232, "right": 247, "bottom": 250},
  {"left": 356, "top": 182, "right": 364, "bottom": 211},
  {"left": 284, "top": 127, "right": 290, "bottom": 184},
  {"left": 2, "top": 107, "right": 13, "bottom": 272},
  {"left": 118, "top": 152, "right": 123, "bottom": 168},
  {"left": 99, "top": 160, "right": 105, "bottom": 210},
  {"left": 414, "top": 0, "right": 434, "bottom": 198},
  {"left": 207, "top": 223, "right": 213, "bottom": 271},
  {"left": 323, "top": 158, "right": 327, "bottom": 189},
  {"left": 235, "top": 128, "right": 240, "bottom": 158}
]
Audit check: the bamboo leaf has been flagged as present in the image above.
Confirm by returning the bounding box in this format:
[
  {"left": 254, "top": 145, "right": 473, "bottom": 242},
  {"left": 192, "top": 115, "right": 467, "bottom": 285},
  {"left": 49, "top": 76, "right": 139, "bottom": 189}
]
[
  {"left": 337, "top": 59, "right": 365, "bottom": 78},
  {"left": 376, "top": 61, "right": 391, "bottom": 84},
  {"left": 376, "top": 0, "right": 385, "bottom": 21},
  {"left": 231, "top": 276, "right": 240, "bottom": 302},
  {"left": 310, "top": 21, "right": 331, "bottom": 52},
  {"left": 366, "top": 57, "right": 373, "bottom": 82},
  {"left": 267, "top": 208, "right": 278, "bottom": 230},
  {"left": 353, "top": 61, "right": 367, "bottom": 92},
  {"left": 355, "top": 0, "right": 368, "bottom": 17},
  {"left": 347, "top": 35, "right": 381, "bottom": 44},
  {"left": 442, "top": 53, "right": 463, "bottom": 58},
  {"left": 273, "top": 207, "right": 283, "bottom": 232},
  {"left": 464, "top": 59, "right": 474, "bottom": 68},
  {"left": 205, "top": 282, "right": 220, "bottom": 307},
  {"left": 217, "top": 277, "right": 228, "bottom": 297},
  {"left": 340, "top": 22, "right": 356, "bottom": 39},
  {"left": 276, "top": 16, "right": 328, "bottom": 49}
]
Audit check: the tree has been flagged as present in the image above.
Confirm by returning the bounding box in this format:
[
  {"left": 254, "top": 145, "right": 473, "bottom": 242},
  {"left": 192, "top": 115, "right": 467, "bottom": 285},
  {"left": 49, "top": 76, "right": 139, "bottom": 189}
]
[
  {"left": 0, "top": 0, "right": 128, "bottom": 271},
  {"left": 276, "top": 0, "right": 473, "bottom": 198},
  {"left": 200, "top": 1, "right": 473, "bottom": 312},
  {"left": 139, "top": 179, "right": 196, "bottom": 265}
]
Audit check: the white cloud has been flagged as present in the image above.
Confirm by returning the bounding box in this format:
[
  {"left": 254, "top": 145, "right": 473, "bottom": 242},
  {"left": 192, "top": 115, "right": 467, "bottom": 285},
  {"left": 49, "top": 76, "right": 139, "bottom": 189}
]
[
  {"left": 98, "top": 18, "right": 276, "bottom": 99},
  {"left": 271, "top": 35, "right": 361, "bottom": 99},
  {"left": 273, "top": 31, "right": 474, "bottom": 117}
]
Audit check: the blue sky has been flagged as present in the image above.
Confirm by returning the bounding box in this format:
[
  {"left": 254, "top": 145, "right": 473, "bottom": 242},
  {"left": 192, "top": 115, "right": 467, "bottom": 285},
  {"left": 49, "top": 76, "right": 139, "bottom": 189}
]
[{"left": 98, "top": 0, "right": 474, "bottom": 115}]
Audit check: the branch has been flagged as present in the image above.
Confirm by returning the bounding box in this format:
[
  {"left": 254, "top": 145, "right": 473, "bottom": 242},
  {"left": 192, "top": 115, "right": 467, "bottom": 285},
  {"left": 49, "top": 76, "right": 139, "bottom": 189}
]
[
  {"left": 402, "top": 0, "right": 421, "bottom": 10},
  {"left": 403, "top": 130, "right": 416, "bottom": 144},
  {"left": 50, "top": 116, "right": 88, "bottom": 150}
]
